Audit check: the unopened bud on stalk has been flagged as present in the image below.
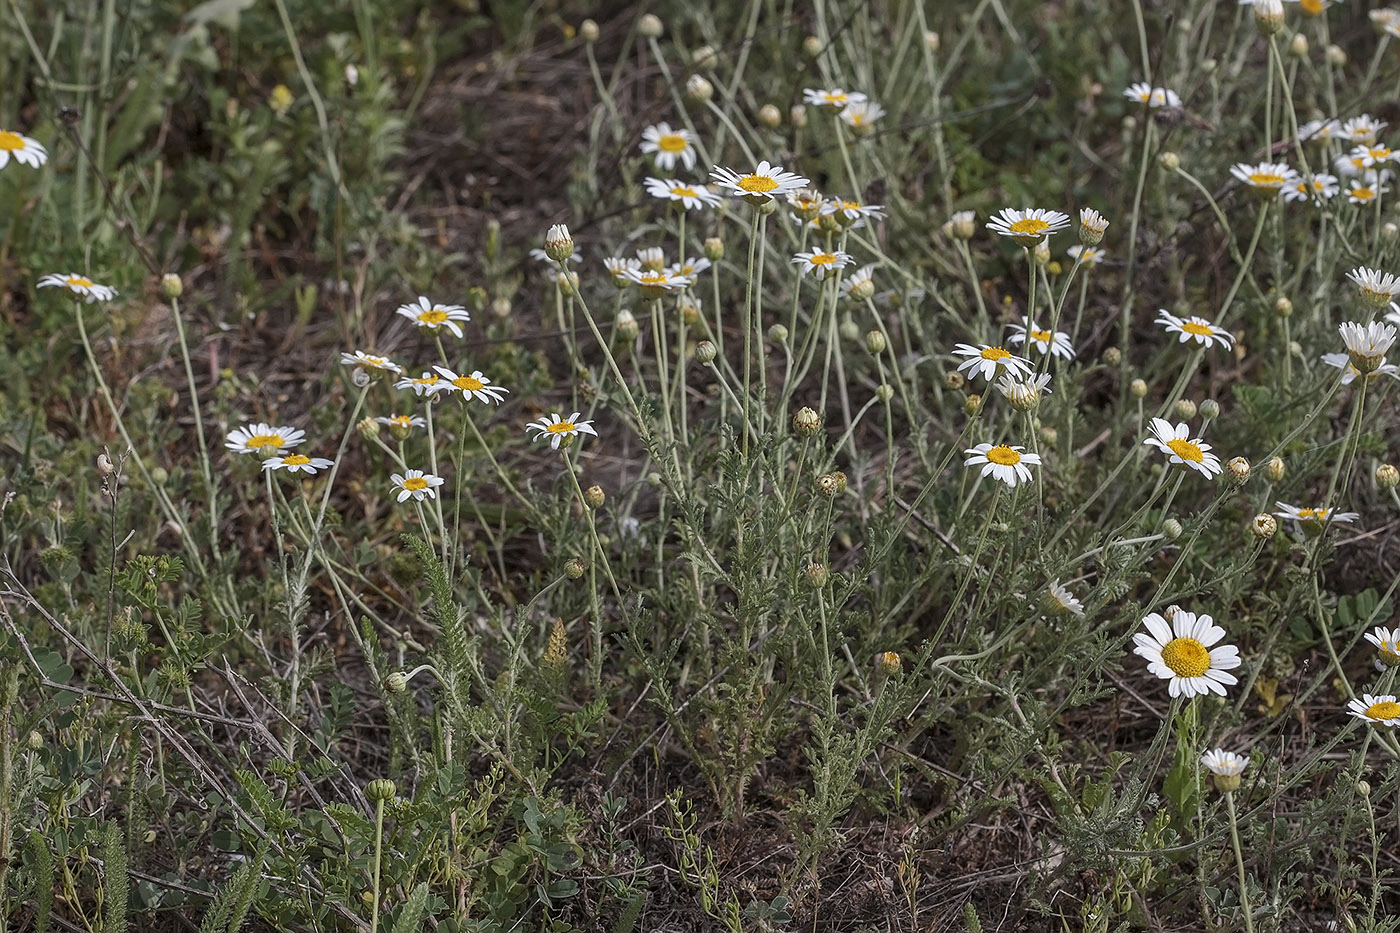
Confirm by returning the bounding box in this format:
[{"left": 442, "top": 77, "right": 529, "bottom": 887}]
[
  {"left": 638, "top": 13, "right": 663, "bottom": 37},
  {"left": 1327, "top": 44, "right": 1346, "bottom": 67},
  {"left": 947, "top": 210, "right": 976, "bottom": 241},
  {"left": 1039, "top": 425, "right": 1057, "bottom": 446},
  {"left": 26, "top": 730, "right": 42, "bottom": 751},
  {"left": 703, "top": 236, "right": 724, "bottom": 261},
  {"left": 695, "top": 340, "right": 717, "bottom": 363},
  {"left": 877, "top": 650, "right": 903, "bottom": 675},
  {"left": 1173, "top": 399, "right": 1197, "bottom": 420},
  {"left": 805, "top": 563, "right": 829, "bottom": 588},
  {"left": 1385, "top": 223, "right": 1399, "bottom": 240},
  {"left": 866, "top": 330, "right": 886, "bottom": 354},
  {"left": 564, "top": 557, "right": 587, "bottom": 580},
  {"left": 768, "top": 323, "right": 788, "bottom": 343},
  {"left": 1033, "top": 240, "right": 1051, "bottom": 266},
  {"left": 580, "top": 19, "right": 599, "bottom": 42},
  {"left": 1252, "top": 0, "right": 1284, "bottom": 35},
  {"left": 685, "top": 74, "right": 713, "bottom": 102},
  {"left": 789, "top": 104, "right": 807, "bottom": 129},
  {"left": 366, "top": 779, "right": 397, "bottom": 802},
  {"left": 839, "top": 318, "right": 860, "bottom": 342},
  {"left": 1274, "top": 296, "right": 1293, "bottom": 317},
  {"left": 1252, "top": 513, "right": 1277, "bottom": 539},
  {"left": 758, "top": 104, "right": 782, "bottom": 128},
  {"left": 1227, "top": 457, "right": 1251, "bottom": 485},
  {"left": 1162, "top": 518, "right": 1183, "bottom": 540},
  {"left": 1199, "top": 399, "right": 1220, "bottom": 420},
  {"left": 384, "top": 672, "right": 409, "bottom": 694},
  {"left": 1102, "top": 346, "right": 1122, "bottom": 366},
  {"left": 964, "top": 394, "right": 983, "bottom": 416},
  {"left": 1158, "top": 151, "right": 1180, "bottom": 171},
  {"left": 356, "top": 416, "right": 380, "bottom": 441},
  {"left": 615, "top": 308, "right": 640, "bottom": 342},
  {"left": 544, "top": 223, "right": 574, "bottom": 262},
  {"left": 691, "top": 45, "right": 717, "bottom": 69},
  {"left": 876, "top": 384, "right": 894, "bottom": 403},
  {"left": 1377, "top": 463, "right": 1399, "bottom": 490},
  {"left": 1130, "top": 378, "right": 1148, "bottom": 398},
  {"left": 1262, "top": 456, "right": 1286, "bottom": 483},
  {"left": 1289, "top": 33, "right": 1308, "bottom": 57},
  {"left": 584, "top": 485, "right": 605, "bottom": 509},
  {"left": 816, "top": 471, "right": 847, "bottom": 497},
  {"left": 803, "top": 35, "right": 822, "bottom": 57},
  {"left": 793, "top": 407, "right": 822, "bottom": 437},
  {"left": 161, "top": 273, "right": 183, "bottom": 298},
  {"left": 923, "top": 30, "right": 940, "bottom": 53}
]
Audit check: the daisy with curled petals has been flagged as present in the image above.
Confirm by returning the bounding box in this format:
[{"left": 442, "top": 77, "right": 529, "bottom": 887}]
[
  {"left": 376, "top": 413, "right": 427, "bottom": 435},
  {"left": 1132, "top": 609, "right": 1241, "bottom": 698},
  {"left": 1297, "top": 118, "right": 1339, "bottom": 142},
  {"left": 340, "top": 350, "right": 402, "bottom": 375},
  {"left": 1007, "top": 322, "right": 1075, "bottom": 359},
  {"left": 1122, "top": 83, "right": 1181, "bottom": 109},
  {"left": 1229, "top": 161, "right": 1299, "bottom": 195},
  {"left": 1348, "top": 694, "right": 1400, "bottom": 727},
  {"left": 639, "top": 123, "right": 697, "bottom": 172},
  {"left": 604, "top": 257, "right": 641, "bottom": 286},
  {"left": 525, "top": 411, "right": 598, "bottom": 450},
  {"left": 963, "top": 442, "right": 1041, "bottom": 488},
  {"left": 1365, "top": 626, "right": 1400, "bottom": 669},
  {"left": 396, "top": 296, "right": 471, "bottom": 338},
  {"left": 394, "top": 372, "right": 445, "bottom": 396},
  {"left": 1066, "top": 245, "right": 1106, "bottom": 266},
  {"left": 1347, "top": 177, "right": 1387, "bottom": 205},
  {"left": 838, "top": 100, "right": 885, "bottom": 130},
  {"left": 0, "top": 129, "right": 47, "bottom": 169},
  {"left": 622, "top": 267, "right": 693, "bottom": 298},
  {"left": 644, "top": 177, "right": 722, "bottom": 210},
  {"left": 1339, "top": 320, "right": 1398, "bottom": 372},
  {"left": 1143, "top": 418, "right": 1223, "bottom": 479},
  {"left": 667, "top": 257, "right": 712, "bottom": 279},
  {"left": 792, "top": 249, "right": 854, "bottom": 279},
  {"left": 1272, "top": 502, "right": 1359, "bottom": 535},
  {"left": 1045, "top": 581, "right": 1085, "bottom": 617},
  {"left": 431, "top": 366, "right": 509, "bottom": 404},
  {"left": 226, "top": 423, "right": 306, "bottom": 456},
  {"left": 1078, "top": 207, "right": 1109, "bottom": 244},
  {"left": 995, "top": 372, "right": 1052, "bottom": 411},
  {"left": 985, "top": 208, "right": 1071, "bottom": 247},
  {"left": 821, "top": 197, "right": 885, "bottom": 224},
  {"left": 1283, "top": 173, "right": 1340, "bottom": 202},
  {"left": 1201, "top": 749, "right": 1248, "bottom": 791},
  {"left": 787, "top": 188, "right": 825, "bottom": 220},
  {"left": 803, "top": 88, "right": 868, "bottom": 109},
  {"left": 710, "top": 161, "right": 810, "bottom": 203},
  {"left": 263, "top": 454, "right": 334, "bottom": 475},
  {"left": 1345, "top": 267, "right": 1400, "bottom": 307},
  {"left": 1156, "top": 309, "right": 1235, "bottom": 350},
  {"left": 37, "top": 273, "right": 117, "bottom": 303},
  {"left": 953, "top": 343, "right": 1034, "bottom": 382},
  {"left": 1320, "top": 352, "right": 1399, "bottom": 384},
  {"left": 840, "top": 264, "right": 877, "bottom": 299},
  {"left": 391, "top": 469, "right": 445, "bottom": 503}
]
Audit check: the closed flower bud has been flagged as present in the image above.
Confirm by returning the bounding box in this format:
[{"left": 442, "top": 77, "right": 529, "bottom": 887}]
[
  {"left": 1289, "top": 33, "right": 1308, "bottom": 58},
  {"left": 1327, "top": 44, "right": 1346, "bottom": 67},
  {"left": 580, "top": 18, "right": 599, "bottom": 42},
  {"left": 1358, "top": 778, "right": 1372, "bottom": 798},
  {"left": 544, "top": 223, "right": 574, "bottom": 261},
  {"left": 384, "top": 671, "right": 409, "bottom": 694},
  {"left": 1039, "top": 425, "right": 1057, "bottom": 446},
  {"left": 703, "top": 236, "right": 724, "bottom": 260},
  {"left": 794, "top": 406, "right": 822, "bottom": 437},
  {"left": 616, "top": 308, "right": 640, "bottom": 342},
  {"left": 948, "top": 210, "right": 976, "bottom": 240},
  {"left": 26, "top": 730, "right": 42, "bottom": 751},
  {"left": 816, "top": 471, "right": 847, "bottom": 497},
  {"left": 150, "top": 466, "right": 168, "bottom": 485},
  {"left": 1102, "top": 346, "right": 1122, "bottom": 366},
  {"left": 1199, "top": 399, "right": 1220, "bottom": 420},
  {"left": 1226, "top": 457, "right": 1250, "bottom": 485},
  {"left": 1033, "top": 240, "right": 1051, "bottom": 266},
  {"left": 356, "top": 416, "right": 381, "bottom": 441},
  {"left": 685, "top": 74, "right": 713, "bottom": 102},
  {"left": 491, "top": 296, "right": 512, "bottom": 318},
  {"left": 695, "top": 340, "right": 717, "bottom": 363},
  {"left": 1162, "top": 517, "right": 1183, "bottom": 540},
  {"left": 805, "top": 563, "right": 829, "bottom": 587},
  {"left": 790, "top": 104, "right": 808, "bottom": 129},
  {"left": 839, "top": 318, "right": 860, "bottom": 342},
  {"left": 1212, "top": 772, "right": 1243, "bottom": 794},
  {"left": 1253, "top": 0, "right": 1284, "bottom": 35},
  {"left": 691, "top": 45, "right": 717, "bottom": 69},
  {"left": 1252, "top": 513, "right": 1277, "bottom": 538},
  {"left": 366, "top": 778, "right": 397, "bottom": 802},
  {"left": 1274, "top": 296, "right": 1293, "bottom": 317},
  {"left": 160, "top": 272, "right": 184, "bottom": 298},
  {"left": 1262, "top": 456, "right": 1286, "bottom": 483},
  {"left": 1158, "top": 151, "right": 1181, "bottom": 171},
  {"left": 758, "top": 104, "right": 782, "bottom": 128},
  {"left": 638, "top": 13, "right": 663, "bottom": 37},
  {"left": 923, "top": 30, "right": 940, "bottom": 53},
  {"left": 584, "top": 484, "right": 605, "bottom": 509},
  {"left": 877, "top": 650, "right": 903, "bottom": 675},
  {"left": 876, "top": 383, "right": 894, "bottom": 403},
  {"left": 803, "top": 35, "right": 823, "bottom": 57},
  {"left": 1386, "top": 223, "right": 1399, "bottom": 240},
  {"left": 1129, "top": 378, "right": 1148, "bottom": 398},
  {"left": 564, "top": 557, "right": 587, "bottom": 580},
  {"left": 1377, "top": 463, "right": 1399, "bottom": 490},
  {"left": 963, "top": 394, "right": 982, "bottom": 416},
  {"left": 768, "top": 323, "right": 789, "bottom": 343},
  {"left": 865, "top": 330, "right": 886, "bottom": 354}
]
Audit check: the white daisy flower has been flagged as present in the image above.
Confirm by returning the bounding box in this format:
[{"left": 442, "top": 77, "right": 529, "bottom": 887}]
[
  {"left": 1132, "top": 609, "right": 1241, "bottom": 698},
  {"left": 1045, "top": 580, "right": 1085, "bottom": 617},
  {"left": 1066, "top": 244, "right": 1106, "bottom": 265},
  {"left": 803, "top": 88, "right": 868, "bottom": 109},
  {"left": 639, "top": 123, "right": 697, "bottom": 172},
  {"left": 375, "top": 413, "right": 427, "bottom": 434},
  {"left": 1156, "top": 309, "right": 1235, "bottom": 350},
  {"left": 262, "top": 454, "right": 334, "bottom": 475},
  {"left": 0, "top": 129, "right": 47, "bottom": 169},
  {"left": 710, "top": 160, "right": 810, "bottom": 202},
  {"left": 1339, "top": 320, "right": 1398, "bottom": 371},
  {"left": 792, "top": 249, "right": 854, "bottom": 279},
  {"left": 37, "top": 273, "right": 117, "bottom": 303},
  {"left": 1351, "top": 143, "right": 1395, "bottom": 168},
  {"left": 431, "top": 366, "right": 509, "bottom": 404},
  {"left": 1230, "top": 161, "right": 1300, "bottom": 194},
  {"left": 1143, "top": 418, "right": 1223, "bottom": 479},
  {"left": 396, "top": 296, "right": 471, "bottom": 338},
  {"left": 963, "top": 442, "right": 1042, "bottom": 488},
  {"left": 622, "top": 267, "right": 693, "bottom": 297},
  {"left": 985, "top": 208, "right": 1071, "bottom": 247},
  {"left": 636, "top": 246, "right": 666, "bottom": 271},
  {"left": 340, "top": 350, "right": 403, "bottom": 375},
  {"left": 952, "top": 343, "right": 1035, "bottom": 382},
  {"left": 391, "top": 469, "right": 445, "bottom": 503},
  {"left": 1078, "top": 207, "right": 1110, "bottom": 244},
  {"left": 1347, "top": 177, "right": 1387, "bottom": 205},
  {"left": 667, "top": 257, "right": 712, "bottom": 279},
  {"left": 1123, "top": 83, "right": 1181, "bottom": 109},
  {"left": 394, "top": 372, "right": 447, "bottom": 396},
  {"left": 1366, "top": 626, "right": 1400, "bottom": 669},
  {"left": 1297, "top": 118, "right": 1339, "bottom": 143},
  {"left": 838, "top": 100, "right": 885, "bottom": 130},
  {"left": 1272, "top": 502, "right": 1360, "bottom": 534},
  {"left": 1348, "top": 694, "right": 1400, "bottom": 727},
  {"left": 644, "top": 177, "right": 722, "bottom": 210},
  {"left": 1201, "top": 748, "right": 1249, "bottom": 791},
  {"left": 1007, "top": 322, "right": 1075, "bottom": 359},
  {"left": 1346, "top": 267, "right": 1400, "bottom": 307},
  {"left": 1283, "top": 173, "right": 1339, "bottom": 202},
  {"left": 994, "top": 372, "right": 1052, "bottom": 410},
  {"left": 840, "top": 264, "right": 877, "bottom": 300},
  {"left": 821, "top": 197, "right": 885, "bottom": 223},
  {"left": 225, "top": 423, "right": 306, "bottom": 456},
  {"left": 604, "top": 256, "right": 641, "bottom": 286},
  {"left": 1320, "top": 352, "right": 1399, "bottom": 384},
  {"left": 1341, "top": 114, "right": 1387, "bottom": 145},
  {"left": 525, "top": 411, "right": 598, "bottom": 450}
]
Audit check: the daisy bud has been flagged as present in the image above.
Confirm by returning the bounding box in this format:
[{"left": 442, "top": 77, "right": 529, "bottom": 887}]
[
  {"left": 768, "top": 323, "right": 788, "bottom": 343},
  {"left": 97, "top": 452, "right": 115, "bottom": 477},
  {"left": 866, "top": 331, "right": 886, "bottom": 354},
  {"left": 1377, "top": 463, "right": 1399, "bottom": 490},
  {"left": 580, "top": 18, "right": 599, "bottom": 41},
  {"left": 695, "top": 340, "right": 717, "bottom": 363},
  {"left": 1326, "top": 45, "right": 1346, "bottom": 67},
  {"left": 758, "top": 104, "right": 782, "bottom": 128},
  {"left": 1227, "top": 456, "right": 1251, "bottom": 485},
  {"left": 1289, "top": 34, "right": 1308, "bottom": 58},
  {"left": 564, "top": 557, "right": 587, "bottom": 580},
  {"left": 345, "top": 64, "right": 359, "bottom": 87},
  {"left": 1162, "top": 517, "right": 1183, "bottom": 540},
  {"left": 963, "top": 394, "right": 983, "bottom": 416},
  {"left": 637, "top": 13, "right": 663, "bottom": 37},
  {"left": 944, "top": 371, "right": 966, "bottom": 391},
  {"left": 1258, "top": 455, "right": 1286, "bottom": 484},
  {"left": 366, "top": 779, "right": 396, "bottom": 802},
  {"left": 923, "top": 30, "right": 940, "bottom": 53},
  {"left": 1039, "top": 426, "right": 1057, "bottom": 446},
  {"left": 26, "top": 730, "right": 42, "bottom": 751},
  {"left": 1078, "top": 208, "right": 1109, "bottom": 246},
  {"left": 1048, "top": 261, "right": 1063, "bottom": 275},
  {"left": 1274, "top": 296, "right": 1293, "bottom": 317},
  {"left": 1202, "top": 58, "right": 1217, "bottom": 74},
  {"left": 703, "top": 236, "right": 724, "bottom": 261},
  {"left": 793, "top": 406, "right": 822, "bottom": 437},
  {"left": 584, "top": 485, "right": 605, "bottom": 509},
  {"left": 877, "top": 650, "right": 903, "bottom": 675},
  {"left": 1252, "top": 0, "right": 1284, "bottom": 35},
  {"left": 1129, "top": 378, "right": 1147, "bottom": 398},
  {"left": 1357, "top": 779, "right": 1371, "bottom": 798},
  {"left": 1033, "top": 240, "right": 1051, "bottom": 266},
  {"left": 790, "top": 104, "right": 808, "bottom": 128},
  {"left": 491, "top": 296, "right": 512, "bottom": 318},
  {"left": 1158, "top": 151, "right": 1180, "bottom": 171},
  {"left": 947, "top": 210, "right": 977, "bottom": 240},
  {"left": 1199, "top": 399, "right": 1220, "bottom": 420},
  {"left": 802, "top": 35, "right": 823, "bottom": 57},
  {"left": 555, "top": 270, "right": 579, "bottom": 296},
  {"left": 805, "top": 563, "right": 829, "bottom": 588},
  {"left": 680, "top": 298, "right": 700, "bottom": 326},
  {"left": 1252, "top": 513, "right": 1277, "bottom": 538},
  {"left": 384, "top": 671, "right": 409, "bottom": 694},
  {"left": 757, "top": 197, "right": 779, "bottom": 216},
  {"left": 691, "top": 45, "right": 717, "bottom": 69},
  {"left": 839, "top": 318, "right": 860, "bottom": 342},
  {"left": 1102, "top": 346, "right": 1122, "bottom": 366},
  {"left": 848, "top": 276, "right": 875, "bottom": 301},
  {"left": 160, "top": 272, "right": 184, "bottom": 298},
  {"left": 1386, "top": 223, "right": 1399, "bottom": 240},
  {"left": 616, "top": 308, "right": 640, "bottom": 342},
  {"left": 354, "top": 416, "right": 380, "bottom": 441},
  {"left": 150, "top": 466, "right": 169, "bottom": 486},
  {"left": 544, "top": 223, "right": 574, "bottom": 262},
  {"left": 876, "top": 384, "right": 894, "bottom": 403},
  {"left": 817, "top": 471, "right": 847, "bottom": 497},
  {"left": 685, "top": 74, "right": 714, "bottom": 102}
]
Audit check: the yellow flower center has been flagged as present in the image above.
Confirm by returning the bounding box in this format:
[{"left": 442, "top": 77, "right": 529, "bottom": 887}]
[
  {"left": 546, "top": 421, "right": 576, "bottom": 434},
  {"left": 0, "top": 131, "right": 23, "bottom": 151},
  {"left": 1030, "top": 329, "right": 1052, "bottom": 343},
  {"left": 1355, "top": 189, "right": 1376, "bottom": 201},
  {"left": 1160, "top": 637, "right": 1212, "bottom": 678},
  {"left": 1370, "top": 147, "right": 1391, "bottom": 159},
  {"left": 848, "top": 114, "right": 866, "bottom": 126},
  {"left": 657, "top": 133, "right": 688, "bottom": 153},
  {"left": 1166, "top": 438, "right": 1204, "bottom": 463},
  {"left": 738, "top": 174, "right": 779, "bottom": 194},
  {"left": 839, "top": 200, "right": 860, "bottom": 211},
  {"left": 981, "top": 346, "right": 1012, "bottom": 361},
  {"left": 418, "top": 309, "right": 449, "bottom": 324},
  {"left": 67, "top": 276, "right": 94, "bottom": 288},
  {"left": 1301, "top": 0, "right": 1323, "bottom": 14},
  {"left": 1366, "top": 700, "right": 1400, "bottom": 721},
  {"left": 672, "top": 186, "right": 698, "bottom": 198},
  {"left": 411, "top": 376, "right": 438, "bottom": 386},
  {"left": 1248, "top": 172, "right": 1285, "bottom": 186},
  {"left": 823, "top": 93, "right": 847, "bottom": 105},
  {"left": 281, "top": 454, "right": 311, "bottom": 466},
  {"left": 246, "top": 434, "right": 285, "bottom": 450},
  {"left": 1182, "top": 320, "right": 1215, "bottom": 337},
  {"left": 1380, "top": 642, "right": 1400, "bottom": 666},
  {"left": 402, "top": 476, "right": 429, "bottom": 491},
  {"left": 389, "top": 416, "right": 412, "bottom": 426},
  {"left": 1008, "top": 218, "right": 1051, "bottom": 235},
  {"left": 452, "top": 375, "right": 485, "bottom": 392},
  {"left": 809, "top": 253, "right": 838, "bottom": 266},
  {"left": 985, "top": 445, "right": 1021, "bottom": 466},
  {"left": 639, "top": 272, "right": 666, "bottom": 285}
]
